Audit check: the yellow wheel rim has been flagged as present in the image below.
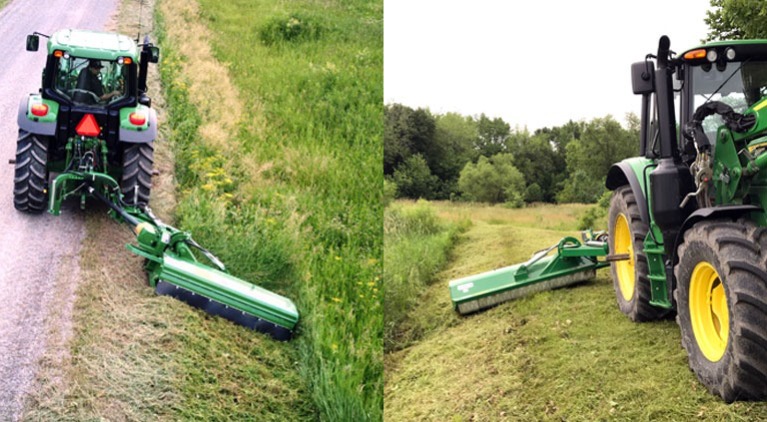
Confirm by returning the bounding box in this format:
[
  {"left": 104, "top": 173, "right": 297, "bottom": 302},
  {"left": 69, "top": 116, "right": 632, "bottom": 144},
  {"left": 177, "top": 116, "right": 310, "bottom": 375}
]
[
  {"left": 614, "top": 213, "right": 635, "bottom": 301},
  {"left": 689, "top": 261, "right": 729, "bottom": 362}
]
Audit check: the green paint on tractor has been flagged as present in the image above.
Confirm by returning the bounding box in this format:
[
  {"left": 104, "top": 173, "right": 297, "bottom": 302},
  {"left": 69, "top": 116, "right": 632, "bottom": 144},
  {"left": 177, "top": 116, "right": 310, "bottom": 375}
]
[
  {"left": 450, "top": 35, "right": 767, "bottom": 402},
  {"left": 15, "top": 29, "right": 298, "bottom": 340}
]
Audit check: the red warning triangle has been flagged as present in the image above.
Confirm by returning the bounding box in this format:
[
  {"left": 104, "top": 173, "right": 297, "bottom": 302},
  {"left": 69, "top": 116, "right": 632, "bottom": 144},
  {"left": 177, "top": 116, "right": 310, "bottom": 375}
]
[{"left": 75, "top": 114, "right": 101, "bottom": 137}]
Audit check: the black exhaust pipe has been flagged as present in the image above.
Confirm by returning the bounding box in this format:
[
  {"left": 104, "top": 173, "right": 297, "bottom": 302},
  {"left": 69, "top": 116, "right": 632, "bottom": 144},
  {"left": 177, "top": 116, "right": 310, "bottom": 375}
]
[{"left": 648, "top": 36, "right": 696, "bottom": 254}]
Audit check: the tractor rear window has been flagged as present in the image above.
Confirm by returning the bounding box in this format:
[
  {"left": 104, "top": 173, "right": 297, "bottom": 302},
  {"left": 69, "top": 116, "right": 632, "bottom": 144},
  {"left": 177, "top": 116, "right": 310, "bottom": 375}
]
[{"left": 53, "top": 56, "right": 127, "bottom": 106}]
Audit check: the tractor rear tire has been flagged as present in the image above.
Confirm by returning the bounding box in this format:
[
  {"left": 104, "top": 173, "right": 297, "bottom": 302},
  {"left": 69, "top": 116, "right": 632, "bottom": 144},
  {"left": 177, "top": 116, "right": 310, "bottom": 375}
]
[
  {"left": 121, "top": 143, "right": 154, "bottom": 206},
  {"left": 13, "top": 130, "right": 49, "bottom": 213},
  {"left": 608, "top": 185, "right": 669, "bottom": 321},
  {"left": 675, "top": 219, "right": 767, "bottom": 402}
]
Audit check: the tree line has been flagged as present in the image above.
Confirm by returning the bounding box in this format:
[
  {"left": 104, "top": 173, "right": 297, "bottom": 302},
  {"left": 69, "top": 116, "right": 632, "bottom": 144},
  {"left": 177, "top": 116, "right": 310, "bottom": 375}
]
[{"left": 384, "top": 103, "right": 640, "bottom": 205}]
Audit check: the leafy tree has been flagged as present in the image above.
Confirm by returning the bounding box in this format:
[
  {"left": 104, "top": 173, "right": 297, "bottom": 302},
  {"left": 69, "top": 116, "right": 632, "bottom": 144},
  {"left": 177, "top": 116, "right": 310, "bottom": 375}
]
[
  {"left": 384, "top": 104, "right": 436, "bottom": 175},
  {"left": 475, "top": 114, "right": 510, "bottom": 157},
  {"left": 705, "top": 0, "right": 767, "bottom": 41},
  {"left": 558, "top": 116, "right": 638, "bottom": 203},
  {"left": 392, "top": 154, "right": 438, "bottom": 199},
  {"left": 534, "top": 120, "right": 585, "bottom": 167},
  {"left": 507, "top": 132, "right": 562, "bottom": 202},
  {"left": 556, "top": 169, "right": 605, "bottom": 203},
  {"left": 524, "top": 182, "right": 544, "bottom": 203},
  {"left": 428, "top": 113, "right": 478, "bottom": 198},
  {"left": 458, "top": 153, "right": 525, "bottom": 204}
]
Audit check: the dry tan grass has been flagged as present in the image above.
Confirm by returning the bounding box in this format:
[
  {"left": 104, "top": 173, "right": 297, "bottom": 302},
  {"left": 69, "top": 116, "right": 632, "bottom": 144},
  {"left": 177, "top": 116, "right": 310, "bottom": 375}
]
[{"left": 158, "top": 0, "right": 265, "bottom": 154}]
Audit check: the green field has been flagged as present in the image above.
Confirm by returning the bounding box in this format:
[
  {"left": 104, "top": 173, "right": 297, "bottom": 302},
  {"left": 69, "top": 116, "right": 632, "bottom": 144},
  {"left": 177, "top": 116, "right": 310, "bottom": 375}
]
[{"left": 384, "top": 201, "right": 767, "bottom": 420}]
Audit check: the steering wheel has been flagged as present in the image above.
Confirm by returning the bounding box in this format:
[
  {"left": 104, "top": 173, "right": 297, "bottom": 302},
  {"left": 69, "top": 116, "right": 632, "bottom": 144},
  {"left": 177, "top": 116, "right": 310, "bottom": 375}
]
[{"left": 71, "top": 88, "right": 101, "bottom": 103}]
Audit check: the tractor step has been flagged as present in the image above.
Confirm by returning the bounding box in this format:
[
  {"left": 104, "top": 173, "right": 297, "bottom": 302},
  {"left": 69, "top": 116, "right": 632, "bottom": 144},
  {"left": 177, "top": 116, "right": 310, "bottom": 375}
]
[{"left": 449, "top": 235, "right": 611, "bottom": 315}]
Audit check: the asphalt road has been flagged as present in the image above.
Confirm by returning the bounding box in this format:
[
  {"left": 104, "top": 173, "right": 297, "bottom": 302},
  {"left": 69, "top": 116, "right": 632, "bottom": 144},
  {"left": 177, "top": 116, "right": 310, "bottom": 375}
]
[{"left": 0, "top": 0, "right": 116, "bottom": 419}]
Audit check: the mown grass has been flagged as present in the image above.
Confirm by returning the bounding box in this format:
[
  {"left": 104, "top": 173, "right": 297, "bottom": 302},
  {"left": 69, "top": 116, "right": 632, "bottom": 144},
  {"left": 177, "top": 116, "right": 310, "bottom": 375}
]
[
  {"left": 384, "top": 200, "right": 467, "bottom": 352},
  {"left": 385, "top": 202, "right": 767, "bottom": 420},
  {"left": 160, "top": 0, "right": 382, "bottom": 419}
]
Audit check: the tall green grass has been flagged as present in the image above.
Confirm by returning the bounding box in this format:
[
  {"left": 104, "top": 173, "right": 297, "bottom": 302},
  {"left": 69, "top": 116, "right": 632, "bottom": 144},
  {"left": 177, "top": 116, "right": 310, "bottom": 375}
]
[
  {"left": 384, "top": 201, "right": 467, "bottom": 352},
  {"left": 160, "top": 0, "right": 382, "bottom": 419}
]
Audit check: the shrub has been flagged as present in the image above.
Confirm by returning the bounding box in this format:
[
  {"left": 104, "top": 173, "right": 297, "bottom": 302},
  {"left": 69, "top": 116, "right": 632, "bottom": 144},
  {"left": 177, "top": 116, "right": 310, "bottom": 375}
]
[
  {"left": 392, "top": 154, "right": 439, "bottom": 199},
  {"left": 577, "top": 190, "right": 613, "bottom": 230},
  {"left": 458, "top": 153, "right": 525, "bottom": 203},
  {"left": 524, "top": 182, "right": 544, "bottom": 203},
  {"left": 259, "top": 13, "right": 324, "bottom": 45}
]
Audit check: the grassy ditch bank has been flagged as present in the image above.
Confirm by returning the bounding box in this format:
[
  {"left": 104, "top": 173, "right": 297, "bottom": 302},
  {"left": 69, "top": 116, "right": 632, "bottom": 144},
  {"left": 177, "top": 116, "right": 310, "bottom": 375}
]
[
  {"left": 159, "top": 0, "right": 382, "bottom": 419},
  {"left": 384, "top": 200, "right": 467, "bottom": 352},
  {"left": 384, "top": 202, "right": 767, "bottom": 420}
]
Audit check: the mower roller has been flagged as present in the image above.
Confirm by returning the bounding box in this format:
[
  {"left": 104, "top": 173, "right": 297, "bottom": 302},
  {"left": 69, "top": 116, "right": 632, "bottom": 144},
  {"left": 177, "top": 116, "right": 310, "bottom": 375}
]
[
  {"left": 450, "top": 233, "right": 622, "bottom": 314},
  {"left": 14, "top": 29, "right": 298, "bottom": 340}
]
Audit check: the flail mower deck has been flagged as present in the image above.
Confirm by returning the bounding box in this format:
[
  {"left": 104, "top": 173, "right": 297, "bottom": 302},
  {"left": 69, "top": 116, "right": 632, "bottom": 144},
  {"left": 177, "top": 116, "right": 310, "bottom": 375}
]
[{"left": 449, "top": 233, "right": 625, "bottom": 315}]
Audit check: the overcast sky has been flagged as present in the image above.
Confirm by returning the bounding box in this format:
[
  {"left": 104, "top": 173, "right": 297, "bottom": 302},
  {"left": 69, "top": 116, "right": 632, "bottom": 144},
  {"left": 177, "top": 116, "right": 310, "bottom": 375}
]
[{"left": 384, "top": 0, "right": 712, "bottom": 131}]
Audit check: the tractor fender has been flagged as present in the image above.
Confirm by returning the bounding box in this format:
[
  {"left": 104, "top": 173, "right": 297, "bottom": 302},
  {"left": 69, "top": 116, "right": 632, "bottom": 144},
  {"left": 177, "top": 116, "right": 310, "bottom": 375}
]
[
  {"left": 119, "top": 107, "right": 157, "bottom": 143},
  {"left": 606, "top": 162, "right": 650, "bottom": 225},
  {"left": 670, "top": 205, "right": 761, "bottom": 264},
  {"left": 17, "top": 96, "right": 56, "bottom": 136}
]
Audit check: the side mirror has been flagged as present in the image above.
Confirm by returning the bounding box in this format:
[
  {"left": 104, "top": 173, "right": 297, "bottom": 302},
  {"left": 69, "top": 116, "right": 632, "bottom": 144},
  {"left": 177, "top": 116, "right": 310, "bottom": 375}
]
[
  {"left": 26, "top": 34, "right": 39, "bottom": 52},
  {"left": 631, "top": 61, "right": 655, "bottom": 95},
  {"left": 148, "top": 46, "right": 160, "bottom": 63}
]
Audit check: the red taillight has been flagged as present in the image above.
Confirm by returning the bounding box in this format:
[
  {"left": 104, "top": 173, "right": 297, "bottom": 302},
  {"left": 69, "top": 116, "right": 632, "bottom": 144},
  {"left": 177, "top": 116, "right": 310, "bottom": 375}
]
[
  {"left": 129, "top": 112, "right": 147, "bottom": 126},
  {"left": 30, "top": 103, "right": 48, "bottom": 117},
  {"left": 75, "top": 114, "right": 101, "bottom": 137}
]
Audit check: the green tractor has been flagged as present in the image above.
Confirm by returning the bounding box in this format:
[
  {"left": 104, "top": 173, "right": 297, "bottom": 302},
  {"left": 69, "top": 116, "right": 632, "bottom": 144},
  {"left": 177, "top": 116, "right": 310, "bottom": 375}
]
[
  {"left": 606, "top": 35, "right": 767, "bottom": 401},
  {"left": 16, "top": 29, "right": 158, "bottom": 212},
  {"left": 449, "top": 35, "right": 767, "bottom": 401},
  {"left": 16, "top": 29, "right": 299, "bottom": 340}
]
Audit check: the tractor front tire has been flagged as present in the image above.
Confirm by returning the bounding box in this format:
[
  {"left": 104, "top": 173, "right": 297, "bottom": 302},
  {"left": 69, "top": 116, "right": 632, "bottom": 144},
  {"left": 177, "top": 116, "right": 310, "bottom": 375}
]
[
  {"left": 675, "top": 219, "right": 767, "bottom": 402},
  {"left": 13, "top": 130, "right": 49, "bottom": 213},
  {"left": 608, "top": 185, "right": 669, "bottom": 321},
  {"left": 121, "top": 143, "right": 154, "bottom": 206}
]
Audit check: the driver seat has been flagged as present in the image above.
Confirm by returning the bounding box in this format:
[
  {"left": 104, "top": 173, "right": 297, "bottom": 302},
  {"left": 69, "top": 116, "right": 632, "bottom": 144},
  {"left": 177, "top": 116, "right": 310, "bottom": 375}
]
[{"left": 73, "top": 67, "right": 96, "bottom": 105}]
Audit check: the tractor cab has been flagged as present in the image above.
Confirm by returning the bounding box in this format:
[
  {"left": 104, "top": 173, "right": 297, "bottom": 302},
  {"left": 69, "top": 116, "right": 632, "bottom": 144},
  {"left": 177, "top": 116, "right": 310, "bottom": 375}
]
[
  {"left": 678, "top": 41, "right": 767, "bottom": 153},
  {"left": 26, "top": 29, "right": 159, "bottom": 109},
  {"left": 632, "top": 40, "right": 767, "bottom": 161}
]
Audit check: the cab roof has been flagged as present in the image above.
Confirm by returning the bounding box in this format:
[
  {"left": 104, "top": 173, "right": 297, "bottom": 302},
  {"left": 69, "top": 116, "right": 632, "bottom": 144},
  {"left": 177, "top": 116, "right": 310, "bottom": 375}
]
[
  {"left": 48, "top": 29, "right": 138, "bottom": 61},
  {"left": 679, "top": 39, "right": 767, "bottom": 63}
]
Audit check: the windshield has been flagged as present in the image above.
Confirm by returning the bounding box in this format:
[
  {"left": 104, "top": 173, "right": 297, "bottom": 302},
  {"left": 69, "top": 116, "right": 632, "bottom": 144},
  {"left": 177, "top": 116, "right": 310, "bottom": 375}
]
[
  {"left": 53, "top": 56, "right": 127, "bottom": 106},
  {"left": 691, "top": 60, "right": 767, "bottom": 137}
]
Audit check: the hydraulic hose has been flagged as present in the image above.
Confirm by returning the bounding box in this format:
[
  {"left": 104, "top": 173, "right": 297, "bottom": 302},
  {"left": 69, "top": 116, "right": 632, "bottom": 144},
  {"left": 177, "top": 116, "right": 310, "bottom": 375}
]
[{"left": 87, "top": 186, "right": 140, "bottom": 227}]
